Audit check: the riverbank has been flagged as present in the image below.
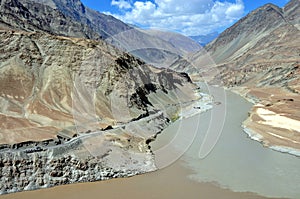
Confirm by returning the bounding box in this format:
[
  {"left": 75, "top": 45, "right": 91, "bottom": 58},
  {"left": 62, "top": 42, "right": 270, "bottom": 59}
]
[
  {"left": 177, "top": 86, "right": 300, "bottom": 198},
  {"left": 0, "top": 86, "right": 212, "bottom": 195},
  {"left": 0, "top": 158, "right": 269, "bottom": 199},
  {"left": 231, "top": 86, "right": 300, "bottom": 157},
  {"left": 2, "top": 85, "right": 299, "bottom": 199}
]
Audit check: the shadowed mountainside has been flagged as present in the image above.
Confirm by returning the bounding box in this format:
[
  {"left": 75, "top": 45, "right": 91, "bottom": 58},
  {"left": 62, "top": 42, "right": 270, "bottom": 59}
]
[{"left": 0, "top": 0, "right": 201, "bottom": 68}]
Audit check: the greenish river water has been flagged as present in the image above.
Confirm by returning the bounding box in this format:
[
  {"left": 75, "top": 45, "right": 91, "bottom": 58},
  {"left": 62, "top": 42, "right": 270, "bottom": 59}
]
[{"left": 152, "top": 84, "right": 300, "bottom": 199}]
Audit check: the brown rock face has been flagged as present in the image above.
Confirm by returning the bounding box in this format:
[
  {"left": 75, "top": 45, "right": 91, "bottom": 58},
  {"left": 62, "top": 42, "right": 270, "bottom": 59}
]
[{"left": 0, "top": 29, "right": 197, "bottom": 145}]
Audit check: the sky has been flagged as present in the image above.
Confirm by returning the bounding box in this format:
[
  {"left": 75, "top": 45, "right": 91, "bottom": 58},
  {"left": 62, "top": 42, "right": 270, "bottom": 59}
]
[{"left": 81, "top": 0, "right": 289, "bottom": 36}]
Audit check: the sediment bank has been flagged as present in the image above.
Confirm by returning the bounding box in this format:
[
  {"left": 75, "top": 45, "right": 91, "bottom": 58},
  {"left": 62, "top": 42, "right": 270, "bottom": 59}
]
[{"left": 231, "top": 86, "right": 300, "bottom": 157}]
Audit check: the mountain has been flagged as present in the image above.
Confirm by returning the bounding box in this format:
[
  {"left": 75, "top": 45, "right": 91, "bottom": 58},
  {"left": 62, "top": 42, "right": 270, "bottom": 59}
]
[
  {"left": 0, "top": 30, "right": 196, "bottom": 144},
  {"left": 0, "top": 0, "right": 101, "bottom": 39},
  {"left": 0, "top": 28, "right": 199, "bottom": 193},
  {"left": 0, "top": 0, "right": 202, "bottom": 194},
  {"left": 27, "top": 0, "right": 132, "bottom": 39},
  {"left": 136, "top": 29, "right": 203, "bottom": 68},
  {"left": 143, "top": 29, "right": 202, "bottom": 55},
  {"left": 2, "top": 0, "right": 199, "bottom": 68},
  {"left": 192, "top": 0, "right": 300, "bottom": 154},
  {"left": 204, "top": 3, "right": 294, "bottom": 64},
  {"left": 189, "top": 32, "right": 219, "bottom": 46}
]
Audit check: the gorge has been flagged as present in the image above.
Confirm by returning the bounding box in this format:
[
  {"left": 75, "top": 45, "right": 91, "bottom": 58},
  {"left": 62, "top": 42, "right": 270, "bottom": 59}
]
[{"left": 0, "top": 0, "right": 299, "bottom": 198}]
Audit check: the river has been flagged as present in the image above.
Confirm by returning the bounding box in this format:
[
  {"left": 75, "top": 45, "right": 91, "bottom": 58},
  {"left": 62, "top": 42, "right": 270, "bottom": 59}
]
[
  {"left": 1, "top": 85, "right": 299, "bottom": 199},
  {"left": 152, "top": 84, "right": 300, "bottom": 198}
]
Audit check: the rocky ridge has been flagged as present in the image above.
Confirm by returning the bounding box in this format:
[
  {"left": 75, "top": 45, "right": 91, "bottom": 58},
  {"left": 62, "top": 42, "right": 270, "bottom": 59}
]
[
  {"left": 0, "top": 25, "right": 201, "bottom": 195},
  {"left": 0, "top": 0, "right": 101, "bottom": 40},
  {"left": 1, "top": 0, "right": 201, "bottom": 68}
]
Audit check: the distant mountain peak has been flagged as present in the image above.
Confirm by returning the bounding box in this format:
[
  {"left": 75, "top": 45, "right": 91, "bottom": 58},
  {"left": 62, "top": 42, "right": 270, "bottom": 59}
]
[
  {"left": 205, "top": 1, "right": 290, "bottom": 55},
  {"left": 194, "top": 0, "right": 299, "bottom": 87},
  {"left": 257, "top": 3, "right": 283, "bottom": 15},
  {"left": 261, "top": 3, "right": 281, "bottom": 9}
]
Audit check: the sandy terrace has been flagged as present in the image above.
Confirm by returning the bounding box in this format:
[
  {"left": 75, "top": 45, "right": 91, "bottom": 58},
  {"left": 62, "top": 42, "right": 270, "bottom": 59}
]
[{"left": 243, "top": 87, "right": 300, "bottom": 153}]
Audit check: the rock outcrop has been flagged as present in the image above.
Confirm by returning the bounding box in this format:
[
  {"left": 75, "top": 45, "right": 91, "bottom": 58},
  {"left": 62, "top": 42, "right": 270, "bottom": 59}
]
[{"left": 0, "top": 110, "right": 171, "bottom": 194}]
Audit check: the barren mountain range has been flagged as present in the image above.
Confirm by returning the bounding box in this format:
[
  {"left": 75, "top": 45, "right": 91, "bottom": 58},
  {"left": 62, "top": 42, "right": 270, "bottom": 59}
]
[
  {"left": 0, "top": 0, "right": 299, "bottom": 195},
  {"left": 0, "top": 0, "right": 203, "bottom": 194},
  {"left": 0, "top": 0, "right": 200, "bottom": 68},
  {"left": 0, "top": 30, "right": 198, "bottom": 144},
  {"left": 0, "top": 29, "right": 199, "bottom": 193},
  {"left": 193, "top": 0, "right": 300, "bottom": 154}
]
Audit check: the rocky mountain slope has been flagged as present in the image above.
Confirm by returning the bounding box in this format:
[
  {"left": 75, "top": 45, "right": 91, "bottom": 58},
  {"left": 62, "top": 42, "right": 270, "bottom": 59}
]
[
  {"left": 28, "top": 0, "right": 134, "bottom": 39},
  {"left": 0, "top": 0, "right": 100, "bottom": 39},
  {"left": 0, "top": 29, "right": 197, "bottom": 144},
  {"left": 0, "top": 0, "right": 205, "bottom": 194},
  {"left": 129, "top": 29, "right": 203, "bottom": 68},
  {"left": 0, "top": 26, "right": 201, "bottom": 195},
  {"left": 0, "top": 0, "right": 200, "bottom": 68},
  {"left": 143, "top": 29, "right": 202, "bottom": 55},
  {"left": 192, "top": 0, "right": 300, "bottom": 155}
]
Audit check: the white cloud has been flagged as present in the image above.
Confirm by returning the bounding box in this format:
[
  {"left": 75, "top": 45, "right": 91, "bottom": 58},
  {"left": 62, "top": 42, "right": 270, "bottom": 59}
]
[
  {"left": 111, "top": 0, "right": 132, "bottom": 10},
  {"left": 108, "top": 0, "right": 245, "bottom": 36}
]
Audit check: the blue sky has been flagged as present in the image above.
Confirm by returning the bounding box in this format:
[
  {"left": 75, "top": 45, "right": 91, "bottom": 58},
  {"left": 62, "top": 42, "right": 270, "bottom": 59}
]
[{"left": 81, "top": 0, "right": 289, "bottom": 36}]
